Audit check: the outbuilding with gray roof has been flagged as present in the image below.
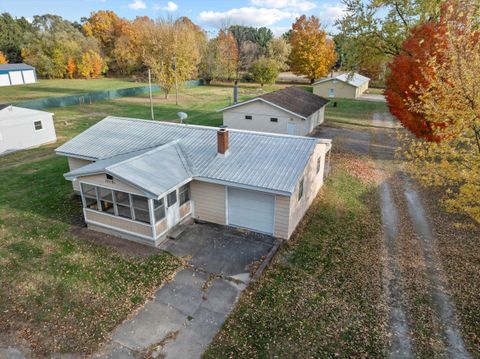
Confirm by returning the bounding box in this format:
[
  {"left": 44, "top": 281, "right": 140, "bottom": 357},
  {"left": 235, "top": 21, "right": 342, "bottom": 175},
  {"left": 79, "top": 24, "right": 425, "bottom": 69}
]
[
  {"left": 313, "top": 73, "right": 370, "bottom": 99},
  {"left": 0, "top": 63, "right": 36, "bottom": 86},
  {"left": 57, "top": 117, "right": 332, "bottom": 246}
]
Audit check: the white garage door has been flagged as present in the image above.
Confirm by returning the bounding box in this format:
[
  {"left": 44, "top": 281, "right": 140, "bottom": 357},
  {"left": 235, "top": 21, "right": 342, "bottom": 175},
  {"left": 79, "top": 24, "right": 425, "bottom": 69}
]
[
  {"left": 9, "top": 71, "right": 23, "bottom": 85},
  {"left": 0, "top": 74, "right": 10, "bottom": 86},
  {"left": 228, "top": 187, "right": 275, "bottom": 234},
  {"left": 22, "top": 70, "right": 36, "bottom": 84}
]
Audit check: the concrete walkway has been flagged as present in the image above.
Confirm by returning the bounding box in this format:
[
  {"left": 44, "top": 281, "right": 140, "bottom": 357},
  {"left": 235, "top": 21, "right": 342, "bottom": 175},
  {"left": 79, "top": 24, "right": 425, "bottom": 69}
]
[{"left": 93, "top": 224, "right": 275, "bottom": 359}]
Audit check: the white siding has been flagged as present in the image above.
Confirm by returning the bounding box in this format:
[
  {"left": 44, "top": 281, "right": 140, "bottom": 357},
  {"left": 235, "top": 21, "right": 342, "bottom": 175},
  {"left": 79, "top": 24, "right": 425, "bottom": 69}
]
[
  {"left": 313, "top": 80, "right": 358, "bottom": 99},
  {"left": 22, "top": 70, "right": 36, "bottom": 84},
  {"left": 8, "top": 71, "right": 23, "bottom": 85},
  {"left": 0, "top": 74, "right": 10, "bottom": 86},
  {"left": 68, "top": 157, "right": 93, "bottom": 192},
  {"left": 190, "top": 180, "right": 226, "bottom": 225},
  {"left": 223, "top": 100, "right": 309, "bottom": 135},
  {"left": 0, "top": 110, "right": 56, "bottom": 155}
]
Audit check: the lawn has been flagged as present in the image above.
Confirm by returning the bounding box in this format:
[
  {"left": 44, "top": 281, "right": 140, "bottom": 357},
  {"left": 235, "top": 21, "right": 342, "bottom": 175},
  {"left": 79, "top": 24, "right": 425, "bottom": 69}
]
[
  {"left": 0, "top": 78, "right": 147, "bottom": 103},
  {"left": 325, "top": 98, "right": 391, "bottom": 127},
  {"left": 204, "top": 156, "right": 387, "bottom": 358}
]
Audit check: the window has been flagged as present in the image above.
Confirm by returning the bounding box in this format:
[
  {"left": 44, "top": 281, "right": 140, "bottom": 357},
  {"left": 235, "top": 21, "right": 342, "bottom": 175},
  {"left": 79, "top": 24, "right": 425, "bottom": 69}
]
[
  {"left": 270, "top": 117, "right": 278, "bottom": 122},
  {"left": 179, "top": 184, "right": 190, "bottom": 205},
  {"left": 317, "top": 156, "right": 322, "bottom": 174},
  {"left": 34, "top": 120, "right": 43, "bottom": 131},
  {"left": 131, "top": 194, "right": 150, "bottom": 224},
  {"left": 298, "top": 178, "right": 304, "bottom": 201},
  {"left": 115, "top": 191, "right": 132, "bottom": 219},
  {"left": 154, "top": 198, "right": 166, "bottom": 222},
  {"left": 98, "top": 187, "right": 114, "bottom": 214},
  {"left": 245, "top": 115, "right": 252, "bottom": 120},
  {"left": 106, "top": 174, "right": 114, "bottom": 180},
  {"left": 167, "top": 190, "right": 177, "bottom": 207},
  {"left": 81, "top": 183, "right": 98, "bottom": 210}
]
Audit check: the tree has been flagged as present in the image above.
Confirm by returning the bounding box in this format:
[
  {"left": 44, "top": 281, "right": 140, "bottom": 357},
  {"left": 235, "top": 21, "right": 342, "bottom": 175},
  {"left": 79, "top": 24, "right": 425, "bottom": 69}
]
[
  {"left": 199, "top": 39, "right": 219, "bottom": 85},
  {"left": 385, "top": 20, "right": 447, "bottom": 141},
  {"left": 82, "top": 11, "right": 120, "bottom": 57},
  {"left": 78, "top": 50, "right": 105, "bottom": 78},
  {"left": 288, "top": 15, "right": 337, "bottom": 83},
  {"left": 396, "top": 0, "right": 480, "bottom": 222},
  {"left": 0, "top": 51, "right": 8, "bottom": 64},
  {"left": 254, "top": 27, "right": 273, "bottom": 48},
  {"left": 141, "top": 19, "right": 201, "bottom": 98},
  {"left": 66, "top": 57, "right": 76, "bottom": 78},
  {"left": 266, "top": 37, "right": 291, "bottom": 71},
  {"left": 239, "top": 40, "right": 261, "bottom": 71},
  {"left": 249, "top": 57, "right": 279, "bottom": 86},
  {"left": 215, "top": 29, "right": 238, "bottom": 80},
  {"left": 0, "top": 13, "right": 32, "bottom": 63}
]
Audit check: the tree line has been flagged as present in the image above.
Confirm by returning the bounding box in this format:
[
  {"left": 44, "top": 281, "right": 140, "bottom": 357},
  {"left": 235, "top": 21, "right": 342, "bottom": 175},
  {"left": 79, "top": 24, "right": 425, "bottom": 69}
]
[{"left": 0, "top": 11, "right": 337, "bottom": 90}]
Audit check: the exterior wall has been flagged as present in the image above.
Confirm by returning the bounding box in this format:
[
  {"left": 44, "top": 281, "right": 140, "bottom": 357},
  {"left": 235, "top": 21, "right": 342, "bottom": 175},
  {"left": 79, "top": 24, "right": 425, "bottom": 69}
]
[
  {"left": 0, "top": 112, "right": 56, "bottom": 154},
  {"left": 287, "top": 143, "right": 327, "bottom": 238},
  {"left": 0, "top": 69, "right": 37, "bottom": 86},
  {"left": 79, "top": 174, "right": 144, "bottom": 196},
  {"left": 190, "top": 180, "right": 226, "bottom": 225},
  {"left": 313, "top": 80, "right": 358, "bottom": 99},
  {"left": 155, "top": 218, "right": 168, "bottom": 237},
  {"left": 306, "top": 107, "right": 325, "bottom": 133},
  {"left": 274, "top": 195, "right": 290, "bottom": 239},
  {"left": 222, "top": 100, "right": 308, "bottom": 136},
  {"left": 68, "top": 157, "right": 93, "bottom": 192},
  {"left": 179, "top": 201, "right": 192, "bottom": 219}
]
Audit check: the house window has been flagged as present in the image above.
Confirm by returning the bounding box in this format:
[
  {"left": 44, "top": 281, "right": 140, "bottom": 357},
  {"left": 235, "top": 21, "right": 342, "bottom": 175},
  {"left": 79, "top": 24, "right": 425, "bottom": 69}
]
[
  {"left": 179, "top": 183, "right": 190, "bottom": 205},
  {"left": 167, "top": 190, "right": 177, "bottom": 207},
  {"left": 34, "top": 120, "right": 43, "bottom": 131},
  {"left": 298, "top": 178, "right": 304, "bottom": 201},
  {"left": 270, "top": 117, "right": 278, "bottom": 122},
  {"left": 317, "top": 156, "right": 322, "bottom": 174},
  {"left": 98, "top": 187, "right": 114, "bottom": 214},
  {"left": 115, "top": 191, "right": 132, "bottom": 219},
  {"left": 81, "top": 183, "right": 98, "bottom": 210},
  {"left": 106, "top": 174, "right": 114, "bottom": 180},
  {"left": 154, "top": 198, "right": 166, "bottom": 222},
  {"left": 245, "top": 115, "right": 252, "bottom": 120},
  {"left": 131, "top": 195, "right": 150, "bottom": 224}
]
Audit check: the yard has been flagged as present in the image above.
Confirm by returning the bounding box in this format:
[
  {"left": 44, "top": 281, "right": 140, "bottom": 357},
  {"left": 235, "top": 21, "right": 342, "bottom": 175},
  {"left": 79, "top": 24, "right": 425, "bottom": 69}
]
[
  {"left": 0, "top": 83, "right": 478, "bottom": 357},
  {"left": 0, "top": 78, "right": 147, "bottom": 103}
]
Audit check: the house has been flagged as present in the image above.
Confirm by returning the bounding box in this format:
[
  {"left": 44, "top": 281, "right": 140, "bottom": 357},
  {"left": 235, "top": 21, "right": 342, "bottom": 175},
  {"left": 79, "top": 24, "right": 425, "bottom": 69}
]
[
  {"left": 218, "top": 87, "right": 329, "bottom": 136},
  {"left": 0, "top": 63, "right": 37, "bottom": 86},
  {"left": 56, "top": 117, "right": 332, "bottom": 246},
  {"left": 313, "top": 73, "right": 370, "bottom": 99},
  {"left": 0, "top": 105, "right": 56, "bottom": 155}
]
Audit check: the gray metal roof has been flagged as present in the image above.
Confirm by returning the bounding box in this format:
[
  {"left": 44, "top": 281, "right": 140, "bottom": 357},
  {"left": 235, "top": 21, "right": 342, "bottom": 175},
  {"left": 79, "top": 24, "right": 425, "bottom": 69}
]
[
  {"left": 314, "top": 73, "right": 370, "bottom": 87},
  {"left": 57, "top": 117, "right": 324, "bottom": 196},
  {"left": 0, "top": 63, "right": 35, "bottom": 71}
]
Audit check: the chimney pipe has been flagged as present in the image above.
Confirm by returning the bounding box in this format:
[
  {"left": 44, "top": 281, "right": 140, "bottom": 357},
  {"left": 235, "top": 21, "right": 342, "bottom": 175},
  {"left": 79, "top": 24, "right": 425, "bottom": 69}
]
[
  {"left": 233, "top": 80, "right": 238, "bottom": 104},
  {"left": 217, "top": 128, "right": 229, "bottom": 155}
]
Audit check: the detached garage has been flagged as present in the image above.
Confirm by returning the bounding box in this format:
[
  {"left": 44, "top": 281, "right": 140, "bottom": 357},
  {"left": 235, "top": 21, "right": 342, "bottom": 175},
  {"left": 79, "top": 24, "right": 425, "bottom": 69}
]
[{"left": 0, "top": 63, "right": 37, "bottom": 87}]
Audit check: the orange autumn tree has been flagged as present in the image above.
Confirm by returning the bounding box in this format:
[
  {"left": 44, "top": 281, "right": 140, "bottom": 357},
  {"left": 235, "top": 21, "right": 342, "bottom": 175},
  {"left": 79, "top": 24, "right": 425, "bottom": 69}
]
[
  {"left": 385, "top": 20, "right": 448, "bottom": 141},
  {"left": 288, "top": 15, "right": 337, "bottom": 83},
  {"left": 216, "top": 29, "right": 238, "bottom": 80},
  {"left": 65, "top": 57, "right": 76, "bottom": 78},
  {"left": 0, "top": 51, "right": 8, "bottom": 64}
]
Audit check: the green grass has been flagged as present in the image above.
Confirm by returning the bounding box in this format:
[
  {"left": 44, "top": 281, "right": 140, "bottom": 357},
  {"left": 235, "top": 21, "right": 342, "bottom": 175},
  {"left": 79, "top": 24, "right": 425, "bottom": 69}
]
[
  {"left": 205, "top": 161, "right": 387, "bottom": 358},
  {"left": 0, "top": 78, "right": 147, "bottom": 103},
  {"left": 325, "top": 98, "right": 390, "bottom": 127}
]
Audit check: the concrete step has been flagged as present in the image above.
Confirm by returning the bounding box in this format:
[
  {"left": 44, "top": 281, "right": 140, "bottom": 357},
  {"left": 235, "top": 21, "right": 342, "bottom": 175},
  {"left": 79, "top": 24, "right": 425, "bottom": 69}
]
[{"left": 167, "top": 224, "right": 187, "bottom": 240}]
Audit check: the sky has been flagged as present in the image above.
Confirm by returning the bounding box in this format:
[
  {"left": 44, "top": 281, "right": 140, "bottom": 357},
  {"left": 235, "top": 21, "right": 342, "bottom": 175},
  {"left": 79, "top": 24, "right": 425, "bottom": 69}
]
[{"left": 1, "top": 0, "right": 346, "bottom": 36}]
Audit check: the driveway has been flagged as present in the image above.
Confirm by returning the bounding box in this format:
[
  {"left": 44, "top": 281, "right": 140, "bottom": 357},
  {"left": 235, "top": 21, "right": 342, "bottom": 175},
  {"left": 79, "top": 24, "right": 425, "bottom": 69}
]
[{"left": 93, "top": 223, "right": 276, "bottom": 359}]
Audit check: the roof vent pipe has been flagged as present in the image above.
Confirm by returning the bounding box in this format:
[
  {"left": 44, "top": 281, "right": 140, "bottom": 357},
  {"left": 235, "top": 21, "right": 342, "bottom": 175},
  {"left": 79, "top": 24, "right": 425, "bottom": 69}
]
[
  {"left": 233, "top": 80, "right": 238, "bottom": 104},
  {"left": 217, "top": 128, "right": 229, "bottom": 155}
]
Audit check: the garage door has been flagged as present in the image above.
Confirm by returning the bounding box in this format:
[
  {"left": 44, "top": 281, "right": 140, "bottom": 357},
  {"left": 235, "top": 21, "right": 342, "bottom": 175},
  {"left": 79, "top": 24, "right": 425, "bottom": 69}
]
[
  {"left": 9, "top": 71, "right": 23, "bottom": 85},
  {"left": 22, "top": 70, "right": 36, "bottom": 84},
  {"left": 0, "top": 74, "right": 10, "bottom": 86},
  {"left": 228, "top": 187, "right": 275, "bottom": 234}
]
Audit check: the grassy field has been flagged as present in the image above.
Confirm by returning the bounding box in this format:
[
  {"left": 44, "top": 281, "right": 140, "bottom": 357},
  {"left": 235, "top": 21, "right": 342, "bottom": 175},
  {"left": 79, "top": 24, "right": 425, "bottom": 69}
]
[
  {"left": 0, "top": 78, "right": 146, "bottom": 103},
  {"left": 325, "top": 98, "right": 390, "bottom": 127}
]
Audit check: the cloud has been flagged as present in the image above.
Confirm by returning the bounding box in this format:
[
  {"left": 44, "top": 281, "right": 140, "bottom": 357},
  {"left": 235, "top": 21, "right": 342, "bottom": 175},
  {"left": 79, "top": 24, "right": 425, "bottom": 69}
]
[
  {"left": 198, "top": 7, "right": 294, "bottom": 28},
  {"left": 250, "top": 0, "right": 316, "bottom": 12},
  {"left": 270, "top": 26, "right": 291, "bottom": 37},
  {"left": 318, "top": 3, "right": 347, "bottom": 24},
  {"left": 163, "top": 1, "right": 178, "bottom": 11},
  {"left": 128, "top": 0, "right": 147, "bottom": 10}
]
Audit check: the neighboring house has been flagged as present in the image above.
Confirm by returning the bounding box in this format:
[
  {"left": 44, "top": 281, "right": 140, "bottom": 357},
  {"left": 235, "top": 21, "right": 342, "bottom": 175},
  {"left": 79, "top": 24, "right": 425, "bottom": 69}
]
[
  {"left": 56, "top": 117, "right": 332, "bottom": 246},
  {"left": 0, "top": 105, "right": 56, "bottom": 155},
  {"left": 313, "top": 73, "right": 370, "bottom": 99},
  {"left": 0, "top": 63, "right": 37, "bottom": 87},
  {"left": 218, "top": 87, "right": 329, "bottom": 136}
]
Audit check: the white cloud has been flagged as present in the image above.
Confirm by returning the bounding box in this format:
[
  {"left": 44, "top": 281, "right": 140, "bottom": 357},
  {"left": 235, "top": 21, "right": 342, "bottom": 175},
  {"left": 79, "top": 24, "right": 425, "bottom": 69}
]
[
  {"left": 128, "top": 0, "right": 147, "bottom": 10},
  {"left": 270, "top": 26, "right": 291, "bottom": 37},
  {"left": 318, "top": 3, "right": 347, "bottom": 23},
  {"left": 163, "top": 1, "right": 178, "bottom": 11},
  {"left": 198, "top": 7, "right": 294, "bottom": 28},
  {"left": 251, "top": 0, "right": 316, "bottom": 12}
]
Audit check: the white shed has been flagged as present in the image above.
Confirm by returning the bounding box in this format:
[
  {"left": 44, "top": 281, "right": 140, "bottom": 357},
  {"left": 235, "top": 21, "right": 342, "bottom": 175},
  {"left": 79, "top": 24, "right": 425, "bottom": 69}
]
[
  {"left": 0, "top": 63, "right": 37, "bottom": 87},
  {"left": 313, "top": 73, "right": 370, "bottom": 99},
  {"left": 0, "top": 105, "right": 56, "bottom": 155},
  {"left": 218, "top": 87, "right": 329, "bottom": 136}
]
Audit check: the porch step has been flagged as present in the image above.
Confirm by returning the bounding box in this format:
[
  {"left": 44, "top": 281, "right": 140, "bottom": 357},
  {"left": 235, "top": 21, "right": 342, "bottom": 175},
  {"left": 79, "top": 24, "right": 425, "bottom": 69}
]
[{"left": 167, "top": 224, "right": 187, "bottom": 240}]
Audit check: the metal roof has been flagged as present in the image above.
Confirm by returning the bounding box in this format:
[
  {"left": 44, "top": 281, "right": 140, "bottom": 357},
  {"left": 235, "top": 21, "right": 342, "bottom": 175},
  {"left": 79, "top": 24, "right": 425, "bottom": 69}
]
[
  {"left": 218, "top": 87, "right": 329, "bottom": 119},
  {"left": 314, "top": 73, "right": 370, "bottom": 88},
  {"left": 0, "top": 63, "right": 35, "bottom": 71},
  {"left": 0, "top": 105, "right": 53, "bottom": 121},
  {"left": 57, "top": 117, "right": 326, "bottom": 196}
]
